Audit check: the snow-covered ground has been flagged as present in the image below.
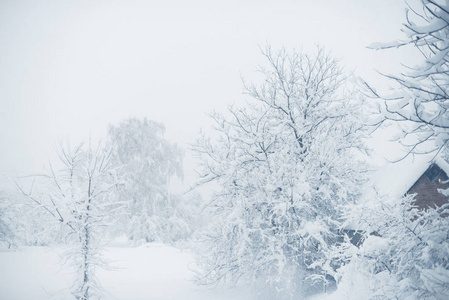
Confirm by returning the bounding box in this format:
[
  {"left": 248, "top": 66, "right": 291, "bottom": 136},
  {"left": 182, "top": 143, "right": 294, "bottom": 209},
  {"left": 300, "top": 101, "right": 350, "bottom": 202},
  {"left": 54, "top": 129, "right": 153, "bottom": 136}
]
[{"left": 0, "top": 244, "right": 257, "bottom": 300}]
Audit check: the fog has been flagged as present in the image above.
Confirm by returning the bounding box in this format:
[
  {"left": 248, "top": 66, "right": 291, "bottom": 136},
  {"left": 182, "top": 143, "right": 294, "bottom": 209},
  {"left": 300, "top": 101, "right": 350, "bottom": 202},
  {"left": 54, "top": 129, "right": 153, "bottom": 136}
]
[{"left": 0, "top": 0, "right": 418, "bottom": 192}]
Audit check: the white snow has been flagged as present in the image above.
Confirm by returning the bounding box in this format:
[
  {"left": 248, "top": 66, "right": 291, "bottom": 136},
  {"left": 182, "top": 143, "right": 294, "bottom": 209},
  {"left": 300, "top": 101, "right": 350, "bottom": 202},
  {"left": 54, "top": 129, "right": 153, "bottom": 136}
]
[
  {"left": 368, "top": 153, "right": 432, "bottom": 198},
  {"left": 0, "top": 244, "right": 257, "bottom": 300}
]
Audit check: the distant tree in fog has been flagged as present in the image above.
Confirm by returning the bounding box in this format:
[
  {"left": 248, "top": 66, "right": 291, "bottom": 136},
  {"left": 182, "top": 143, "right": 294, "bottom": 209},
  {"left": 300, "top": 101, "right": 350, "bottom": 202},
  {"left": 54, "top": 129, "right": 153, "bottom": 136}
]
[
  {"left": 108, "top": 118, "right": 188, "bottom": 245},
  {"left": 0, "top": 192, "right": 15, "bottom": 248}
]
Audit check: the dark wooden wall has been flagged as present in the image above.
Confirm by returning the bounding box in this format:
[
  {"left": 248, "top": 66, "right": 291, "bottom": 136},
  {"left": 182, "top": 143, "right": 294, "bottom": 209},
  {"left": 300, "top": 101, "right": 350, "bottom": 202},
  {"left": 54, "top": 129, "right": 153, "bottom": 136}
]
[{"left": 407, "top": 164, "right": 449, "bottom": 209}]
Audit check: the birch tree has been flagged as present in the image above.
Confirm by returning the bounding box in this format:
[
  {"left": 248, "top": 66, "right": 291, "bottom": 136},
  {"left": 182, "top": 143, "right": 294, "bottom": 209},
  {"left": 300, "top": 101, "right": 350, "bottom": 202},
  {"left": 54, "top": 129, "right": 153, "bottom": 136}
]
[
  {"left": 108, "top": 118, "right": 185, "bottom": 244},
  {"left": 193, "top": 47, "right": 367, "bottom": 298}
]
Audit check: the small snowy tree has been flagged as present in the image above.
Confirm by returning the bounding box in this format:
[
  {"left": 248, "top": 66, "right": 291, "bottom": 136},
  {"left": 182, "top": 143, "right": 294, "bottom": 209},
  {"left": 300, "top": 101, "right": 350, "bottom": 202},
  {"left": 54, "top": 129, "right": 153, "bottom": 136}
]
[
  {"left": 107, "top": 118, "right": 185, "bottom": 244},
  {"left": 368, "top": 0, "right": 449, "bottom": 154},
  {"left": 19, "top": 142, "right": 118, "bottom": 300},
  {"left": 339, "top": 193, "right": 449, "bottom": 300},
  {"left": 192, "top": 47, "right": 367, "bottom": 298}
]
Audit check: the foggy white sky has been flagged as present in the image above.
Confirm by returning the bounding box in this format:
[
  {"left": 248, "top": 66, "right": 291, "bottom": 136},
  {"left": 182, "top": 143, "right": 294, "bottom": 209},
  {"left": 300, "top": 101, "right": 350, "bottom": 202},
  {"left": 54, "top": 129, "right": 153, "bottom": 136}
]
[{"left": 0, "top": 0, "right": 420, "bottom": 192}]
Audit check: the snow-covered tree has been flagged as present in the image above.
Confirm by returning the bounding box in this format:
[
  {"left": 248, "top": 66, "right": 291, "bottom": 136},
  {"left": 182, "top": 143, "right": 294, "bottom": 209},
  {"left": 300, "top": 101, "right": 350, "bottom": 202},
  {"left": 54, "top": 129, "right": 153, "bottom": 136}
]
[
  {"left": 0, "top": 187, "right": 65, "bottom": 247},
  {"left": 10, "top": 195, "right": 57, "bottom": 246},
  {"left": 19, "top": 142, "right": 118, "bottom": 300},
  {"left": 0, "top": 192, "right": 15, "bottom": 248},
  {"left": 0, "top": 191, "right": 54, "bottom": 247},
  {"left": 338, "top": 193, "right": 449, "bottom": 300},
  {"left": 192, "top": 47, "right": 367, "bottom": 298},
  {"left": 369, "top": 0, "right": 449, "bottom": 155},
  {"left": 346, "top": 2, "right": 449, "bottom": 297},
  {"left": 107, "top": 118, "right": 185, "bottom": 244}
]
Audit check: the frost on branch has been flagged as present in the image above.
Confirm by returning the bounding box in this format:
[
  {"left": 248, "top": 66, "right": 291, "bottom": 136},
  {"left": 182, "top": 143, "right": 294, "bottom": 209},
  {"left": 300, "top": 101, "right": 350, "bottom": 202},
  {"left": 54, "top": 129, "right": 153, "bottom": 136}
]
[
  {"left": 192, "top": 46, "right": 368, "bottom": 298},
  {"left": 368, "top": 0, "right": 449, "bottom": 155}
]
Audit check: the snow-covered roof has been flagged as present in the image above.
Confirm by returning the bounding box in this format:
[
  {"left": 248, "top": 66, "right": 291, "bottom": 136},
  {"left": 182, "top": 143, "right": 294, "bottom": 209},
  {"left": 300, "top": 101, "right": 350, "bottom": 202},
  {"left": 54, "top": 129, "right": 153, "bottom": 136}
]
[
  {"left": 365, "top": 153, "right": 449, "bottom": 199},
  {"left": 345, "top": 154, "right": 449, "bottom": 232}
]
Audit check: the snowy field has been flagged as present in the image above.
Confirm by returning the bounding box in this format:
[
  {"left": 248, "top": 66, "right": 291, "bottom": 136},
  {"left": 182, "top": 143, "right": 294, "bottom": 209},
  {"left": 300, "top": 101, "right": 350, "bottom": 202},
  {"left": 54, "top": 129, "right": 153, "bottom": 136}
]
[{"left": 0, "top": 244, "right": 257, "bottom": 300}]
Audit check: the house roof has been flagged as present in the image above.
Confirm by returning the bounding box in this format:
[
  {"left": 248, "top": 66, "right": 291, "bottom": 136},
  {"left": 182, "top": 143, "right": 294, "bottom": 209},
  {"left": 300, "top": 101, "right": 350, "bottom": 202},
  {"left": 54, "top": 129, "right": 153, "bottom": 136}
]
[
  {"left": 367, "top": 153, "right": 449, "bottom": 199},
  {"left": 345, "top": 153, "right": 449, "bottom": 231}
]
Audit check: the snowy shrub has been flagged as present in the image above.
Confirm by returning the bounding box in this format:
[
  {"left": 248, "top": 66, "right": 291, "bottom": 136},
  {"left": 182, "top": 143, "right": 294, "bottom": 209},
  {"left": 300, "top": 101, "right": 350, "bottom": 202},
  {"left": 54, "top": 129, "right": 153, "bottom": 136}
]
[
  {"left": 0, "top": 191, "right": 59, "bottom": 247},
  {"left": 0, "top": 192, "right": 15, "bottom": 248},
  {"left": 339, "top": 194, "right": 449, "bottom": 300}
]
